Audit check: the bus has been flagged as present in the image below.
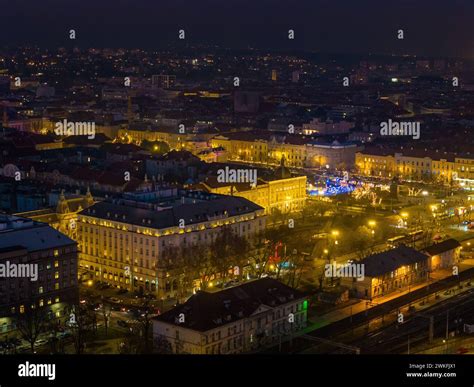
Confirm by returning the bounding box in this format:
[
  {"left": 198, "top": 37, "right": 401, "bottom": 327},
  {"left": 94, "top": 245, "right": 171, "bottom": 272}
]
[
  {"left": 407, "top": 230, "right": 424, "bottom": 242},
  {"left": 387, "top": 235, "right": 407, "bottom": 247},
  {"left": 387, "top": 230, "right": 424, "bottom": 247}
]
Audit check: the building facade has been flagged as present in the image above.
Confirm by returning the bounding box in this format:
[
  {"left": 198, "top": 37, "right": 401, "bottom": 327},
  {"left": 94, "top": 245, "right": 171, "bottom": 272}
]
[
  {"left": 356, "top": 149, "right": 474, "bottom": 189},
  {"left": 341, "top": 246, "right": 430, "bottom": 299},
  {"left": 0, "top": 216, "right": 78, "bottom": 335},
  {"left": 153, "top": 278, "right": 307, "bottom": 354},
  {"left": 77, "top": 193, "right": 266, "bottom": 300},
  {"left": 211, "top": 133, "right": 359, "bottom": 170}
]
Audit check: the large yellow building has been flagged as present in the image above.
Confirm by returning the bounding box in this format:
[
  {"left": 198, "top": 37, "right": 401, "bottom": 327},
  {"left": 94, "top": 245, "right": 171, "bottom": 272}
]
[
  {"left": 117, "top": 125, "right": 216, "bottom": 153},
  {"left": 356, "top": 149, "right": 474, "bottom": 188},
  {"left": 197, "top": 163, "right": 307, "bottom": 214},
  {"left": 76, "top": 194, "right": 266, "bottom": 300},
  {"left": 211, "top": 132, "right": 359, "bottom": 169}
]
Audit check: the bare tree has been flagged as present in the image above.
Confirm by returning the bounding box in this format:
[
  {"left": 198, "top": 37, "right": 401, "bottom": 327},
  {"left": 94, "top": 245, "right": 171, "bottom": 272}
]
[
  {"left": 67, "top": 303, "right": 95, "bottom": 354},
  {"left": 16, "top": 307, "right": 48, "bottom": 353},
  {"left": 135, "top": 295, "right": 156, "bottom": 353}
]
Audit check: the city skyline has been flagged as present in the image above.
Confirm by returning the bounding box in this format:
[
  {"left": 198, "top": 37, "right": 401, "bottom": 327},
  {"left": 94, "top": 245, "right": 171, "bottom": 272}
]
[{"left": 0, "top": 0, "right": 474, "bottom": 58}]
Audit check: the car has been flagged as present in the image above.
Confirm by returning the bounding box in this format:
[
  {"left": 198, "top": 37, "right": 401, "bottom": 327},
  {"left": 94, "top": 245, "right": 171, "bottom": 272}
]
[
  {"left": 117, "top": 320, "right": 129, "bottom": 328},
  {"left": 59, "top": 332, "right": 72, "bottom": 339},
  {"left": 35, "top": 339, "right": 48, "bottom": 346}
]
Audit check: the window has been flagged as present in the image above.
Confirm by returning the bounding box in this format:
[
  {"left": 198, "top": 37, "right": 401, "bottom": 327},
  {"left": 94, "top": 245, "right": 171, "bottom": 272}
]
[{"left": 20, "top": 305, "right": 25, "bottom": 314}]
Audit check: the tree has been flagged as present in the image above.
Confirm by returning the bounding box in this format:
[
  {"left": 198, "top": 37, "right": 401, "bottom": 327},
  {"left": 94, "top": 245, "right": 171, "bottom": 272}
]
[
  {"left": 16, "top": 307, "right": 48, "bottom": 353},
  {"left": 99, "top": 298, "right": 112, "bottom": 336},
  {"left": 67, "top": 303, "right": 96, "bottom": 354},
  {"left": 135, "top": 295, "right": 156, "bottom": 353},
  {"left": 209, "top": 226, "right": 248, "bottom": 283},
  {"left": 141, "top": 140, "right": 170, "bottom": 154}
]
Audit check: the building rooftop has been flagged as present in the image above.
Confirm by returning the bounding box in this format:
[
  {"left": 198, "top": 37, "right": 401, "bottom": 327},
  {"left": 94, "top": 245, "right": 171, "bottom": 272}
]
[
  {"left": 153, "top": 278, "right": 306, "bottom": 332},
  {"left": 0, "top": 216, "right": 76, "bottom": 252},
  {"left": 360, "top": 245, "right": 429, "bottom": 277},
  {"left": 423, "top": 238, "right": 461, "bottom": 256},
  {"left": 79, "top": 193, "right": 264, "bottom": 229}
]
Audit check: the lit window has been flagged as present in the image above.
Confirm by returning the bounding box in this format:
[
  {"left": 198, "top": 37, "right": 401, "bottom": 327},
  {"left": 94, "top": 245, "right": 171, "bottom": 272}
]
[
  {"left": 55, "top": 272, "right": 59, "bottom": 279},
  {"left": 39, "top": 299, "right": 44, "bottom": 307},
  {"left": 39, "top": 286, "right": 43, "bottom": 294},
  {"left": 55, "top": 297, "right": 60, "bottom": 303},
  {"left": 54, "top": 260, "right": 59, "bottom": 268},
  {"left": 20, "top": 305, "right": 25, "bottom": 314},
  {"left": 55, "top": 283, "right": 60, "bottom": 290},
  {"left": 47, "top": 299, "right": 52, "bottom": 305},
  {"left": 54, "top": 249, "right": 59, "bottom": 257}
]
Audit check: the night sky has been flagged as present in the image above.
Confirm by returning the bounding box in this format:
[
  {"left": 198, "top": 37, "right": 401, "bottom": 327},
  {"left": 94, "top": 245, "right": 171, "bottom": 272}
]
[{"left": 0, "top": 0, "right": 473, "bottom": 57}]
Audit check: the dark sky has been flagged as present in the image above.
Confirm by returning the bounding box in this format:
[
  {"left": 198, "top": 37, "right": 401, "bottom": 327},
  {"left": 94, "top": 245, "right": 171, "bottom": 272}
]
[{"left": 1, "top": 0, "right": 473, "bottom": 57}]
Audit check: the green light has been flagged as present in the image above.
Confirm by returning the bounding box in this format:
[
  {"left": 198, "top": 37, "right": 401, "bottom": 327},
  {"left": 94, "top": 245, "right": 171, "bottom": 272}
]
[{"left": 303, "top": 300, "right": 308, "bottom": 310}]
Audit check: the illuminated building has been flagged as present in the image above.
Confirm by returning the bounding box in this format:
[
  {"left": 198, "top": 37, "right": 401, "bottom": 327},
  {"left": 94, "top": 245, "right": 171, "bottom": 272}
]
[
  {"left": 152, "top": 278, "right": 307, "bottom": 354},
  {"left": 306, "top": 140, "right": 360, "bottom": 170},
  {"left": 198, "top": 161, "right": 307, "bottom": 214},
  {"left": 211, "top": 132, "right": 359, "bottom": 169},
  {"left": 423, "top": 239, "right": 461, "bottom": 271},
  {"left": 16, "top": 188, "right": 96, "bottom": 240},
  {"left": 117, "top": 125, "right": 216, "bottom": 153},
  {"left": 0, "top": 216, "right": 78, "bottom": 334},
  {"left": 271, "top": 69, "right": 278, "bottom": 81},
  {"left": 77, "top": 193, "right": 266, "bottom": 299},
  {"left": 340, "top": 245, "right": 429, "bottom": 299},
  {"left": 356, "top": 152, "right": 396, "bottom": 178},
  {"left": 356, "top": 149, "right": 474, "bottom": 188}
]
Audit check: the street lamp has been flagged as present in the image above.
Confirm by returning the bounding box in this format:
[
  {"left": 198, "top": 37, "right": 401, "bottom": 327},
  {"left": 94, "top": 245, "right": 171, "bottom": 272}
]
[{"left": 368, "top": 220, "right": 376, "bottom": 240}]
